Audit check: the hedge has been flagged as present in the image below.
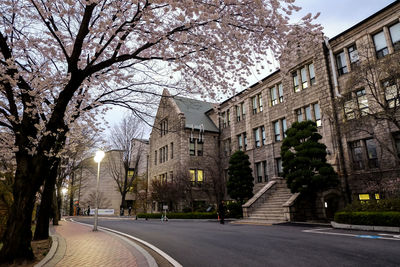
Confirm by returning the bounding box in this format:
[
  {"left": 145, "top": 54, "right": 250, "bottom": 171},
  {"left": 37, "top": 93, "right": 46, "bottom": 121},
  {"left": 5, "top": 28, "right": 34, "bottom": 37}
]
[
  {"left": 341, "top": 199, "right": 400, "bottom": 212},
  {"left": 136, "top": 212, "right": 217, "bottom": 219},
  {"left": 334, "top": 211, "right": 400, "bottom": 227}
]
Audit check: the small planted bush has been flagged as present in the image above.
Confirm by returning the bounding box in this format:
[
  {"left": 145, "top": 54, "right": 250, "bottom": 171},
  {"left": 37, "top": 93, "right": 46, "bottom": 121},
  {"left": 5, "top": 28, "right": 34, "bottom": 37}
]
[{"left": 334, "top": 211, "right": 400, "bottom": 227}]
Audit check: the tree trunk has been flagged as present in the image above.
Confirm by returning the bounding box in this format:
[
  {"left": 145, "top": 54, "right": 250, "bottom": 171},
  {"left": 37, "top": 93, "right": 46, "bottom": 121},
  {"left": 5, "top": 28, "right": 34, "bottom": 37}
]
[
  {"left": 53, "top": 188, "right": 60, "bottom": 226},
  {"left": 0, "top": 169, "right": 39, "bottom": 263},
  {"left": 33, "top": 176, "right": 55, "bottom": 240},
  {"left": 69, "top": 172, "right": 75, "bottom": 216}
]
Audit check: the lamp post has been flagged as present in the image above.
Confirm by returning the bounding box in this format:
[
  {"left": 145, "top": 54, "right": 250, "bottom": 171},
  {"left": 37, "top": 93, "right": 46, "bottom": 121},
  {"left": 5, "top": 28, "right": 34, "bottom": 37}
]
[
  {"left": 93, "top": 150, "right": 105, "bottom": 231},
  {"left": 61, "top": 187, "right": 68, "bottom": 216}
]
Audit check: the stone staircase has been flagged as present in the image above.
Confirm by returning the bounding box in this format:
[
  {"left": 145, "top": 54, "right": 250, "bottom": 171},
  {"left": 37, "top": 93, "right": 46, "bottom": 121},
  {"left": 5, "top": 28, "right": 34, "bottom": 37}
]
[{"left": 241, "top": 178, "right": 293, "bottom": 224}]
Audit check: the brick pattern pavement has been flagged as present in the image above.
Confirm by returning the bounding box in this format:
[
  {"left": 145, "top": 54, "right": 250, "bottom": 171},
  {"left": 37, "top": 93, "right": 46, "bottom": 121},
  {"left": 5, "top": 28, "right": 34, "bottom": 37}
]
[{"left": 54, "top": 221, "right": 138, "bottom": 267}]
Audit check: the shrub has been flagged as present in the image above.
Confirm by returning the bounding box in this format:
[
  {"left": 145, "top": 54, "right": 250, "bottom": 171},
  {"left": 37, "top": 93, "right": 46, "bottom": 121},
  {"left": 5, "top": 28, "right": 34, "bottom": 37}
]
[
  {"left": 341, "top": 198, "right": 400, "bottom": 212},
  {"left": 136, "top": 212, "right": 217, "bottom": 219},
  {"left": 226, "top": 201, "right": 243, "bottom": 218},
  {"left": 334, "top": 211, "right": 400, "bottom": 227}
]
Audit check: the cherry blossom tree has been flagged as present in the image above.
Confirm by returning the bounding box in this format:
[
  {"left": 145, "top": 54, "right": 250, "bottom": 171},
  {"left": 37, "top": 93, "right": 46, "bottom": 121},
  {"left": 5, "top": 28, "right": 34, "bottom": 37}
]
[{"left": 0, "top": 0, "right": 321, "bottom": 262}]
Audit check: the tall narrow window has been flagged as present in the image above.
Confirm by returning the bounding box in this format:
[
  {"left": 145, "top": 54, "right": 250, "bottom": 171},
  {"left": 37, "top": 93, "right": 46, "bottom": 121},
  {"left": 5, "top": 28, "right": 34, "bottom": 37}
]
[
  {"left": 348, "top": 44, "right": 359, "bottom": 64},
  {"left": 278, "top": 83, "right": 284, "bottom": 102},
  {"left": 252, "top": 96, "right": 257, "bottom": 114},
  {"left": 373, "top": 31, "right": 389, "bottom": 58},
  {"left": 258, "top": 93, "right": 263, "bottom": 112},
  {"left": 308, "top": 63, "right": 316, "bottom": 85},
  {"left": 389, "top": 22, "right": 400, "bottom": 51},
  {"left": 344, "top": 94, "right": 356, "bottom": 120},
  {"left": 301, "top": 67, "right": 308, "bottom": 89},
  {"left": 159, "top": 148, "right": 162, "bottom": 163},
  {"left": 276, "top": 158, "right": 283, "bottom": 176},
  {"left": 282, "top": 119, "right": 287, "bottom": 138},
  {"left": 241, "top": 102, "right": 246, "bottom": 119},
  {"left": 270, "top": 86, "right": 278, "bottom": 106},
  {"left": 154, "top": 151, "right": 157, "bottom": 165},
  {"left": 356, "top": 89, "right": 369, "bottom": 115},
  {"left": 189, "top": 139, "right": 195, "bottom": 156},
  {"left": 244, "top": 132, "right": 247, "bottom": 150},
  {"left": 236, "top": 105, "right": 241, "bottom": 122},
  {"left": 296, "top": 108, "right": 303, "bottom": 122},
  {"left": 305, "top": 106, "right": 312, "bottom": 121},
  {"left": 350, "top": 140, "right": 363, "bottom": 170},
  {"left": 261, "top": 126, "right": 266, "bottom": 145},
  {"left": 366, "top": 139, "right": 379, "bottom": 168},
  {"left": 313, "top": 103, "right": 321, "bottom": 127},
  {"left": 274, "top": 121, "right": 281, "bottom": 141},
  {"left": 197, "top": 140, "right": 203, "bottom": 156},
  {"left": 263, "top": 161, "right": 268, "bottom": 182},
  {"left": 256, "top": 162, "right": 262, "bottom": 183},
  {"left": 171, "top": 142, "right": 174, "bottom": 159},
  {"left": 190, "top": 169, "right": 196, "bottom": 185},
  {"left": 238, "top": 135, "right": 243, "bottom": 151},
  {"left": 254, "top": 128, "right": 260, "bottom": 148},
  {"left": 293, "top": 72, "right": 300, "bottom": 92},
  {"left": 227, "top": 109, "right": 231, "bottom": 126},
  {"left": 222, "top": 112, "right": 227, "bottom": 128},
  {"left": 336, "top": 51, "right": 348, "bottom": 75},
  {"left": 197, "top": 170, "right": 204, "bottom": 184},
  {"left": 166, "top": 146, "right": 168, "bottom": 161}
]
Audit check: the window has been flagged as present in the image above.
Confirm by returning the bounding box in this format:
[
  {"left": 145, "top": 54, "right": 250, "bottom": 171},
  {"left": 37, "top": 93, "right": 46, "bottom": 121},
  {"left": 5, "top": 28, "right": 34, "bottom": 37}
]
[
  {"left": 169, "top": 171, "right": 174, "bottom": 183},
  {"left": 227, "top": 109, "right": 231, "bottom": 126},
  {"left": 348, "top": 44, "right": 359, "bottom": 64},
  {"left": 236, "top": 105, "right": 241, "bottom": 122},
  {"left": 373, "top": 31, "right": 389, "bottom": 58},
  {"left": 356, "top": 89, "right": 369, "bottom": 115},
  {"left": 366, "top": 139, "right": 378, "bottom": 168},
  {"left": 350, "top": 140, "right": 363, "bottom": 170},
  {"left": 154, "top": 151, "right": 157, "bottom": 165},
  {"left": 308, "top": 63, "right": 316, "bottom": 85},
  {"left": 189, "top": 139, "right": 195, "bottom": 156},
  {"left": 261, "top": 126, "right": 266, "bottom": 145},
  {"left": 270, "top": 86, "right": 278, "bottom": 106},
  {"left": 393, "top": 133, "right": 400, "bottom": 158},
  {"left": 256, "top": 162, "right": 262, "bottom": 183},
  {"left": 274, "top": 121, "right": 281, "bottom": 141},
  {"left": 263, "top": 161, "right": 268, "bottom": 182},
  {"left": 224, "top": 138, "right": 231, "bottom": 156},
  {"left": 171, "top": 142, "right": 174, "bottom": 159},
  {"left": 293, "top": 72, "right": 300, "bottom": 92},
  {"left": 160, "top": 119, "right": 168, "bottom": 136},
  {"left": 336, "top": 51, "right": 348, "bottom": 75},
  {"left": 190, "top": 169, "right": 204, "bottom": 186},
  {"left": 159, "top": 148, "right": 162, "bottom": 163},
  {"left": 305, "top": 106, "right": 312, "bottom": 121},
  {"left": 276, "top": 158, "right": 283, "bottom": 176},
  {"left": 349, "top": 139, "right": 379, "bottom": 170},
  {"left": 384, "top": 80, "right": 399, "bottom": 108},
  {"left": 238, "top": 134, "right": 243, "bottom": 151},
  {"left": 278, "top": 83, "right": 284, "bottom": 102},
  {"left": 252, "top": 96, "right": 257, "bottom": 114},
  {"left": 197, "top": 139, "right": 203, "bottom": 156},
  {"left": 254, "top": 128, "right": 260, "bottom": 148},
  {"left": 301, "top": 67, "right": 308, "bottom": 89},
  {"left": 166, "top": 146, "right": 168, "bottom": 161},
  {"left": 389, "top": 22, "right": 400, "bottom": 51},
  {"left": 222, "top": 112, "right": 227, "bottom": 128},
  {"left": 244, "top": 132, "right": 247, "bottom": 150},
  {"left": 296, "top": 108, "right": 303, "bottom": 122},
  {"left": 282, "top": 119, "right": 287, "bottom": 138},
  {"left": 241, "top": 102, "right": 246, "bottom": 119},
  {"left": 313, "top": 103, "right": 321, "bottom": 127},
  {"left": 252, "top": 94, "right": 263, "bottom": 114},
  {"left": 258, "top": 93, "right": 263, "bottom": 112},
  {"left": 344, "top": 96, "right": 356, "bottom": 120}
]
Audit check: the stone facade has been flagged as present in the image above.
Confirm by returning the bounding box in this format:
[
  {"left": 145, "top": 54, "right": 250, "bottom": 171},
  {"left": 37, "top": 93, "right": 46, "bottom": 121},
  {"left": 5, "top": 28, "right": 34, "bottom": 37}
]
[{"left": 148, "top": 2, "right": 400, "bottom": 218}]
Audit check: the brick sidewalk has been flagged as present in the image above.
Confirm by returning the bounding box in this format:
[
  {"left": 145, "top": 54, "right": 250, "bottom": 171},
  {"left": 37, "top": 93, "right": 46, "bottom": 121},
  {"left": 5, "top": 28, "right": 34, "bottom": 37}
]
[{"left": 53, "top": 220, "right": 138, "bottom": 267}]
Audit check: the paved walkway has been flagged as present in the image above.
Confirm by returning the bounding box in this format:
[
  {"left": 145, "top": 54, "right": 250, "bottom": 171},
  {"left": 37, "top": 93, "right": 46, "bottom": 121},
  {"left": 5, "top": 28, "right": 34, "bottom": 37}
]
[{"left": 37, "top": 220, "right": 154, "bottom": 267}]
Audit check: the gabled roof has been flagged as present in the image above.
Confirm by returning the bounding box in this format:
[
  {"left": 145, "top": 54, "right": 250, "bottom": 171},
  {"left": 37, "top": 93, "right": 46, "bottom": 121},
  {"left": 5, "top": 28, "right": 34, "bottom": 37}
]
[{"left": 173, "top": 96, "right": 219, "bottom": 133}]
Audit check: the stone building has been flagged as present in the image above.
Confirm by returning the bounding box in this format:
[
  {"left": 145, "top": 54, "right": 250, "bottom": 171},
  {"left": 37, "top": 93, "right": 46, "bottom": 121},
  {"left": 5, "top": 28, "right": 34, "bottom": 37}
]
[
  {"left": 76, "top": 138, "right": 149, "bottom": 215},
  {"left": 148, "top": 1, "right": 400, "bottom": 221}
]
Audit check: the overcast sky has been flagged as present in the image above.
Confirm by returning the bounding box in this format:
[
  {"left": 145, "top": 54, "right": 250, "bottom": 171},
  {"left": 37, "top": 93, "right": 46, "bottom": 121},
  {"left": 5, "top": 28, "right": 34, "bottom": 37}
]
[{"left": 104, "top": 1, "right": 397, "bottom": 137}]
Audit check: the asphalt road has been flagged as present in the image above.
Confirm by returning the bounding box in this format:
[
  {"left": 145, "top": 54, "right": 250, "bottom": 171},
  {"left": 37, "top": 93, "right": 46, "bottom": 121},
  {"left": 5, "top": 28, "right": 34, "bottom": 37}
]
[{"left": 74, "top": 218, "right": 400, "bottom": 267}]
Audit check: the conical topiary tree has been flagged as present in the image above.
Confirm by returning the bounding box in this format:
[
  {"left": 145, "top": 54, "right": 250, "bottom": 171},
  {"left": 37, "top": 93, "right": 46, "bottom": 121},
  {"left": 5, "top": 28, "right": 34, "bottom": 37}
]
[
  {"left": 227, "top": 150, "right": 254, "bottom": 204},
  {"left": 281, "top": 121, "right": 339, "bottom": 216}
]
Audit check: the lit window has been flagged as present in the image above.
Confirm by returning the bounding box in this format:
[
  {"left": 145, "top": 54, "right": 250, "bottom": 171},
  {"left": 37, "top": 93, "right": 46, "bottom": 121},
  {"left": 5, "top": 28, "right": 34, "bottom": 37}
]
[
  {"left": 389, "top": 22, "right": 400, "bottom": 51},
  {"left": 197, "top": 170, "right": 204, "bottom": 183},
  {"left": 336, "top": 51, "right": 348, "bottom": 75},
  {"left": 190, "top": 169, "right": 196, "bottom": 183},
  {"left": 373, "top": 31, "right": 389, "bottom": 58},
  {"left": 359, "top": 194, "right": 370, "bottom": 201},
  {"left": 190, "top": 169, "right": 203, "bottom": 186}
]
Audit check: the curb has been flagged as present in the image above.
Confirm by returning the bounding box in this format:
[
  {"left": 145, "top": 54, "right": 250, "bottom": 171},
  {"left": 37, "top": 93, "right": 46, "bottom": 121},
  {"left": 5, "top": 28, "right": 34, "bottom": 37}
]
[{"left": 331, "top": 221, "right": 400, "bottom": 232}]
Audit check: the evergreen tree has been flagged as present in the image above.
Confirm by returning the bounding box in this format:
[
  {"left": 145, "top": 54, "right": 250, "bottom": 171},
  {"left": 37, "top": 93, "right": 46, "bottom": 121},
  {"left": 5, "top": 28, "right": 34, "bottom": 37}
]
[
  {"left": 227, "top": 151, "right": 254, "bottom": 204},
  {"left": 281, "top": 121, "right": 339, "bottom": 197}
]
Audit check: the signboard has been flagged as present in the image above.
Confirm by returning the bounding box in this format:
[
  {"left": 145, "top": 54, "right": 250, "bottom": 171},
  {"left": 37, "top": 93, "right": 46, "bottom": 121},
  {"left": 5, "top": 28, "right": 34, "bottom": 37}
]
[
  {"left": 89, "top": 209, "right": 115, "bottom": 215},
  {"left": 163, "top": 205, "right": 168, "bottom": 210}
]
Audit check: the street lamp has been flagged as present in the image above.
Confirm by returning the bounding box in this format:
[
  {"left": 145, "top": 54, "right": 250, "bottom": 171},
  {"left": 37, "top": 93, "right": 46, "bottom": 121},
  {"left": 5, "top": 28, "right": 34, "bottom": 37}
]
[
  {"left": 61, "top": 187, "right": 68, "bottom": 216},
  {"left": 93, "top": 150, "right": 105, "bottom": 231}
]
